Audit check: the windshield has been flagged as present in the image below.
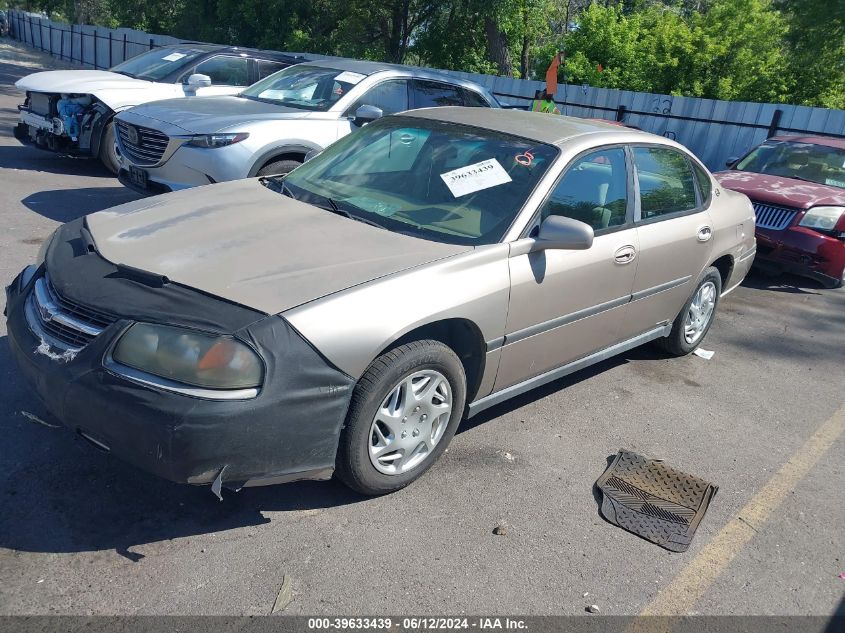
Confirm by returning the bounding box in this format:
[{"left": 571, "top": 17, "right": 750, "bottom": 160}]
[
  {"left": 110, "top": 46, "right": 208, "bottom": 82},
  {"left": 735, "top": 140, "right": 845, "bottom": 189},
  {"left": 241, "top": 64, "right": 369, "bottom": 111},
  {"left": 279, "top": 117, "right": 558, "bottom": 245}
]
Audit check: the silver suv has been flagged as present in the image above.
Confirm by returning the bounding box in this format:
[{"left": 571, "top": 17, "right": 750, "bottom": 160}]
[{"left": 114, "top": 58, "right": 499, "bottom": 194}]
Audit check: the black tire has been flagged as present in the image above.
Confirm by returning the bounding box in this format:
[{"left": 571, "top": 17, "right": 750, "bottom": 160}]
[
  {"left": 659, "top": 266, "right": 722, "bottom": 357},
  {"left": 335, "top": 340, "right": 467, "bottom": 496},
  {"left": 256, "top": 159, "right": 301, "bottom": 178},
  {"left": 99, "top": 121, "right": 120, "bottom": 174}
]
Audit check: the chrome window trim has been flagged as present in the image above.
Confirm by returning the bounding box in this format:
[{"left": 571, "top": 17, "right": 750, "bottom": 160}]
[{"left": 103, "top": 356, "right": 260, "bottom": 401}]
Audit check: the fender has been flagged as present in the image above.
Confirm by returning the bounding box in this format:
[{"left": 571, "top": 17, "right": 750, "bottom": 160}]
[
  {"left": 86, "top": 102, "right": 115, "bottom": 156},
  {"left": 248, "top": 143, "right": 322, "bottom": 177}
]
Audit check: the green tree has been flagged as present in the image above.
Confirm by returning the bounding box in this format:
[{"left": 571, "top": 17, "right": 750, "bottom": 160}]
[{"left": 777, "top": 0, "right": 845, "bottom": 109}]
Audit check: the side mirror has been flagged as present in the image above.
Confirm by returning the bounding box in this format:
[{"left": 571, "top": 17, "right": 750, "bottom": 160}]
[
  {"left": 725, "top": 156, "right": 738, "bottom": 168},
  {"left": 532, "top": 215, "right": 594, "bottom": 251},
  {"left": 353, "top": 104, "right": 383, "bottom": 126},
  {"left": 186, "top": 73, "right": 212, "bottom": 89},
  {"left": 304, "top": 148, "right": 322, "bottom": 162}
]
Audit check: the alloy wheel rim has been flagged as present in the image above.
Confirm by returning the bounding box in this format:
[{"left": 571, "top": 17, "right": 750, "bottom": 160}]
[
  {"left": 684, "top": 281, "right": 717, "bottom": 345},
  {"left": 368, "top": 369, "right": 452, "bottom": 475}
]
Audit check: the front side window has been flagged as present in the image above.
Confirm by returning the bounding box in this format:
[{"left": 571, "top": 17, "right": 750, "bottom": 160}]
[
  {"left": 411, "top": 80, "right": 464, "bottom": 108},
  {"left": 110, "top": 46, "right": 208, "bottom": 82},
  {"left": 539, "top": 148, "right": 629, "bottom": 231},
  {"left": 633, "top": 147, "right": 698, "bottom": 219},
  {"left": 735, "top": 141, "right": 845, "bottom": 189},
  {"left": 192, "top": 55, "right": 249, "bottom": 86},
  {"left": 241, "top": 65, "right": 371, "bottom": 111},
  {"left": 346, "top": 80, "right": 409, "bottom": 116},
  {"left": 279, "top": 117, "right": 558, "bottom": 245}
]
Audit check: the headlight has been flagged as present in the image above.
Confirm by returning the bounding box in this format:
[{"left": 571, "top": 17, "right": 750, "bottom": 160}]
[
  {"left": 112, "top": 323, "right": 263, "bottom": 390},
  {"left": 798, "top": 206, "right": 844, "bottom": 232},
  {"left": 36, "top": 228, "right": 58, "bottom": 265},
  {"left": 186, "top": 133, "right": 249, "bottom": 149}
]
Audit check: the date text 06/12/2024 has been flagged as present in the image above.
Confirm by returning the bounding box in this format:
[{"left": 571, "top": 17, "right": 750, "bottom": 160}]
[{"left": 307, "top": 617, "right": 529, "bottom": 630}]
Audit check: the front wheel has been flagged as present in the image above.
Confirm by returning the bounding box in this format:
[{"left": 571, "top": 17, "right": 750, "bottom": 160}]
[
  {"left": 660, "top": 266, "right": 722, "bottom": 356},
  {"left": 335, "top": 340, "right": 466, "bottom": 495},
  {"left": 99, "top": 121, "right": 120, "bottom": 174},
  {"left": 256, "top": 159, "right": 302, "bottom": 178}
]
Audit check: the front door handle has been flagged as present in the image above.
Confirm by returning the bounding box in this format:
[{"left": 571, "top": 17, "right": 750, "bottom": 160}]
[
  {"left": 697, "top": 226, "right": 713, "bottom": 242},
  {"left": 614, "top": 245, "right": 637, "bottom": 264}
]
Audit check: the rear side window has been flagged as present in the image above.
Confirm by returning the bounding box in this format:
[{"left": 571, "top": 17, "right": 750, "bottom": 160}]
[
  {"left": 411, "top": 80, "right": 464, "bottom": 108},
  {"left": 257, "top": 60, "right": 289, "bottom": 80},
  {"left": 461, "top": 88, "right": 490, "bottom": 108},
  {"left": 540, "top": 148, "right": 629, "bottom": 231},
  {"left": 633, "top": 147, "right": 698, "bottom": 219},
  {"left": 193, "top": 55, "right": 249, "bottom": 86}
]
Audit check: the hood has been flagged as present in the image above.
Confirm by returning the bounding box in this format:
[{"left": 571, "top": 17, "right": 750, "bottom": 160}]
[
  {"left": 15, "top": 70, "right": 154, "bottom": 95},
  {"left": 85, "top": 179, "right": 469, "bottom": 314},
  {"left": 124, "top": 96, "right": 314, "bottom": 133},
  {"left": 715, "top": 170, "right": 845, "bottom": 209}
]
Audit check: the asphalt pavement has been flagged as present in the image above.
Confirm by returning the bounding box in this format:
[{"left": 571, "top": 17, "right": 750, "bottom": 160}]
[{"left": 0, "top": 40, "right": 843, "bottom": 617}]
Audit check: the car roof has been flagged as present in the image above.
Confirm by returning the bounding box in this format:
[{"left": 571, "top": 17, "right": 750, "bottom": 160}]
[
  {"left": 301, "top": 57, "right": 490, "bottom": 89},
  {"left": 403, "top": 107, "right": 663, "bottom": 147},
  {"left": 161, "top": 43, "right": 308, "bottom": 62},
  {"left": 769, "top": 135, "right": 845, "bottom": 150}
]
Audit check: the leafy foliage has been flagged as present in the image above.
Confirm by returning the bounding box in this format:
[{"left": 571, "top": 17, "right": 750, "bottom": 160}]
[{"left": 9, "top": 0, "right": 844, "bottom": 108}]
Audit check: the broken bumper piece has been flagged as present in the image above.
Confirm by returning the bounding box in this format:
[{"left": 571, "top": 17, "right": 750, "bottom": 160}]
[{"left": 5, "top": 241, "right": 355, "bottom": 489}]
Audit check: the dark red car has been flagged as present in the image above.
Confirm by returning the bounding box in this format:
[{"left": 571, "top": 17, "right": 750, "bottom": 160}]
[{"left": 715, "top": 135, "right": 845, "bottom": 288}]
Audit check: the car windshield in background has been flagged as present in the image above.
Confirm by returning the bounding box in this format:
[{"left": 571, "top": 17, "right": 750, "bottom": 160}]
[
  {"left": 736, "top": 141, "right": 845, "bottom": 189},
  {"left": 279, "top": 117, "right": 558, "bottom": 245},
  {"left": 241, "top": 65, "right": 370, "bottom": 111},
  {"left": 110, "top": 47, "right": 208, "bottom": 81}
]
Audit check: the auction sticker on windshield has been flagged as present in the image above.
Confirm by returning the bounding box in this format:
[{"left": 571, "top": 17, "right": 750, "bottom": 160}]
[
  {"left": 440, "top": 158, "right": 512, "bottom": 198},
  {"left": 162, "top": 52, "right": 187, "bottom": 62}
]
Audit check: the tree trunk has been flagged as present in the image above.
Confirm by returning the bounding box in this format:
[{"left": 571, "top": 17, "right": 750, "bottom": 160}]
[
  {"left": 520, "top": 34, "right": 530, "bottom": 79},
  {"left": 485, "top": 18, "right": 513, "bottom": 77}
]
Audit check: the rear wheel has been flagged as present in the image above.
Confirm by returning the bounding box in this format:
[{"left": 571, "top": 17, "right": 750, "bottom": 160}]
[
  {"left": 99, "top": 121, "right": 120, "bottom": 174},
  {"left": 660, "top": 266, "right": 722, "bottom": 356},
  {"left": 335, "top": 340, "right": 466, "bottom": 495},
  {"left": 257, "top": 159, "right": 301, "bottom": 178}
]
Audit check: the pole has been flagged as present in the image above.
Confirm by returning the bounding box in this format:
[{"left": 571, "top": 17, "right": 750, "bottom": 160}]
[
  {"left": 108, "top": 31, "right": 113, "bottom": 67},
  {"left": 123, "top": 33, "right": 127, "bottom": 63},
  {"left": 93, "top": 28, "right": 98, "bottom": 69}
]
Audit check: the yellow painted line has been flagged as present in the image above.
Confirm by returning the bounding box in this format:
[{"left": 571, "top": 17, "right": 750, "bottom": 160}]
[{"left": 640, "top": 403, "right": 845, "bottom": 617}]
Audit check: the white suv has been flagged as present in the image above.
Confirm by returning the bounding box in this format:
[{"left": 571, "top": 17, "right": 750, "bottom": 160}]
[{"left": 14, "top": 44, "right": 306, "bottom": 172}]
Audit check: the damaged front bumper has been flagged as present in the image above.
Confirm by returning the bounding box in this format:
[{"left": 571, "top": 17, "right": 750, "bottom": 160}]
[
  {"left": 15, "top": 94, "right": 109, "bottom": 158},
  {"left": 4, "top": 224, "right": 356, "bottom": 490},
  {"left": 756, "top": 225, "right": 845, "bottom": 288}
]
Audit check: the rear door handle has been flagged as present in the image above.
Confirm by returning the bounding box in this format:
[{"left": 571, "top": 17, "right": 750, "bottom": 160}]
[
  {"left": 614, "top": 245, "right": 637, "bottom": 264},
  {"left": 697, "top": 226, "right": 713, "bottom": 242}
]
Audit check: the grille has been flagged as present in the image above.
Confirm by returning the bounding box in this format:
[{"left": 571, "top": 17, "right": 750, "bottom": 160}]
[
  {"left": 752, "top": 202, "right": 798, "bottom": 231},
  {"left": 26, "top": 276, "right": 116, "bottom": 351},
  {"left": 116, "top": 120, "right": 169, "bottom": 166}
]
